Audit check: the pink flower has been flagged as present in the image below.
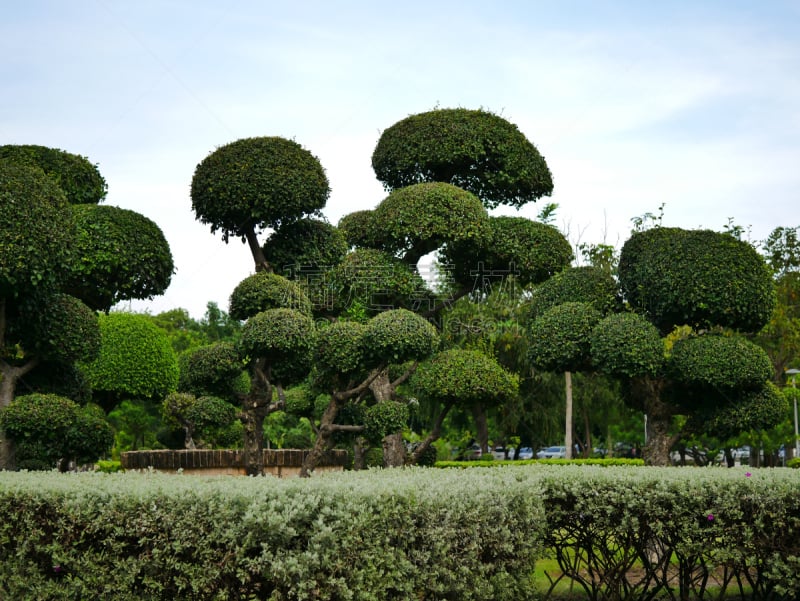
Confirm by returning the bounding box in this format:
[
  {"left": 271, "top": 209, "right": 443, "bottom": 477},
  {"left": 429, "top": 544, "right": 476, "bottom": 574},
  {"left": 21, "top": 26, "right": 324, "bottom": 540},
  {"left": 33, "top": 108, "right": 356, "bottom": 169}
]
[
  {"left": 745, "top": 472, "right": 752, "bottom": 477},
  {"left": 707, "top": 514, "right": 714, "bottom": 521}
]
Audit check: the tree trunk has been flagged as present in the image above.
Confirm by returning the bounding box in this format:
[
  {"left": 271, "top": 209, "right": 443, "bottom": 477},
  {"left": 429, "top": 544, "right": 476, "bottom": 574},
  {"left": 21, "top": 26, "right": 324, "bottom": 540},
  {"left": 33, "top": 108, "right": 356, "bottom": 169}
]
[
  {"left": 0, "top": 359, "right": 40, "bottom": 470},
  {"left": 300, "top": 395, "right": 340, "bottom": 478},
  {"left": 244, "top": 224, "right": 270, "bottom": 272},
  {"left": 472, "top": 404, "right": 490, "bottom": 454},
  {"left": 565, "top": 371, "right": 573, "bottom": 459},
  {"left": 371, "top": 370, "right": 407, "bottom": 467},
  {"left": 352, "top": 437, "right": 368, "bottom": 471},
  {"left": 632, "top": 377, "right": 675, "bottom": 466},
  {"left": 410, "top": 400, "right": 455, "bottom": 464}
]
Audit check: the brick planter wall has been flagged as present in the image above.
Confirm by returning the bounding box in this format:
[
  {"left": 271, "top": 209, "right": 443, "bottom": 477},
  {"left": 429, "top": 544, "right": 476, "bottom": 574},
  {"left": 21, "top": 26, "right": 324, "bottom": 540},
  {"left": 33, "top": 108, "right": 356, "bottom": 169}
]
[{"left": 121, "top": 448, "right": 349, "bottom": 477}]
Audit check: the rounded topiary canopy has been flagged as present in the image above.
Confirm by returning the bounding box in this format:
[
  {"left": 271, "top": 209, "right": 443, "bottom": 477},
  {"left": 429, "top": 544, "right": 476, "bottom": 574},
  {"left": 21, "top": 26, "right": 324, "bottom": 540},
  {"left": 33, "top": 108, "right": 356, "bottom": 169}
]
[
  {"left": 337, "top": 210, "right": 379, "bottom": 249},
  {"left": 190, "top": 136, "right": 330, "bottom": 241},
  {"left": 527, "top": 302, "right": 602, "bottom": 373},
  {"left": 371, "top": 182, "right": 488, "bottom": 262},
  {"left": 29, "top": 294, "right": 101, "bottom": 365},
  {"left": 693, "top": 382, "right": 788, "bottom": 441},
  {"left": 182, "top": 341, "right": 243, "bottom": 398},
  {"left": 618, "top": 228, "right": 775, "bottom": 334},
  {"left": 443, "top": 216, "right": 573, "bottom": 289},
  {"left": 525, "top": 265, "right": 621, "bottom": 322},
  {"left": 0, "top": 161, "right": 74, "bottom": 298},
  {"left": 590, "top": 312, "right": 665, "bottom": 378},
  {"left": 262, "top": 218, "right": 348, "bottom": 273},
  {"left": 327, "top": 249, "right": 431, "bottom": 315},
  {"left": 372, "top": 108, "right": 553, "bottom": 210},
  {"left": 669, "top": 334, "right": 774, "bottom": 391},
  {"left": 411, "top": 348, "right": 519, "bottom": 407},
  {"left": 314, "top": 320, "right": 367, "bottom": 376},
  {"left": 363, "top": 401, "right": 409, "bottom": 444},
  {"left": 82, "top": 312, "right": 179, "bottom": 403},
  {"left": 64, "top": 204, "right": 174, "bottom": 311},
  {"left": 238, "top": 307, "right": 315, "bottom": 369},
  {"left": 229, "top": 271, "right": 312, "bottom": 321},
  {"left": 361, "top": 308, "right": 439, "bottom": 365},
  {"left": 0, "top": 144, "right": 107, "bottom": 205}
]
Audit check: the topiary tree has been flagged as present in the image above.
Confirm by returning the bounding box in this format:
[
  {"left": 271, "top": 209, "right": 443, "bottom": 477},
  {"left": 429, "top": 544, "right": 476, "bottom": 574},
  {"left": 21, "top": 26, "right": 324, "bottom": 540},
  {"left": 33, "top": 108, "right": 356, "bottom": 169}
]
[
  {"left": 262, "top": 217, "right": 348, "bottom": 274},
  {"left": 300, "top": 309, "right": 439, "bottom": 476},
  {"left": 63, "top": 204, "right": 174, "bottom": 312},
  {"left": 0, "top": 393, "right": 113, "bottom": 470},
  {"left": 0, "top": 144, "right": 107, "bottom": 205},
  {"left": 81, "top": 312, "right": 179, "bottom": 411},
  {"left": 161, "top": 392, "right": 238, "bottom": 449},
  {"left": 409, "top": 348, "right": 519, "bottom": 463},
  {"left": 372, "top": 108, "right": 553, "bottom": 210},
  {"left": 190, "top": 136, "right": 330, "bottom": 271}
]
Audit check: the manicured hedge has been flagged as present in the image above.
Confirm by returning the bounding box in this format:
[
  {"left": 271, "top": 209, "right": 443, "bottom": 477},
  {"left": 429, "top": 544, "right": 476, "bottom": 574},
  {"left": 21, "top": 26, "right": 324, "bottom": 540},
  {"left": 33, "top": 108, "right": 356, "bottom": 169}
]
[{"left": 0, "top": 468, "right": 543, "bottom": 600}]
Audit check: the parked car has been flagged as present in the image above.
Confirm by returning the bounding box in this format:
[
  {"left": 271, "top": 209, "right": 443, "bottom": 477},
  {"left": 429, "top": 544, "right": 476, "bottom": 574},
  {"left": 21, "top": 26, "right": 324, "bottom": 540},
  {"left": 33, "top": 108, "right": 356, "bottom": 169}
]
[
  {"left": 492, "top": 446, "right": 513, "bottom": 460},
  {"left": 517, "top": 446, "right": 534, "bottom": 460},
  {"left": 536, "top": 446, "right": 567, "bottom": 459},
  {"left": 464, "top": 443, "right": 482, "bottom": 460}
]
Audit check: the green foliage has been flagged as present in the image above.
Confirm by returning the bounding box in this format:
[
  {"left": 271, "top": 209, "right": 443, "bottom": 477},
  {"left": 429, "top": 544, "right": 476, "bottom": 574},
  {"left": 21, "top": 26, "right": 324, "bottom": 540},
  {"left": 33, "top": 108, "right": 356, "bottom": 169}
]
[
  {"left": 371, "top": 182, "right": 488, "bottom": 261},
  {"left": 82, "top": 313, "right": 179, "bottom": 405},
  {"left": 314, "top": 320, "right": 367, "bottom": 378},
  {"left": 372, "top": 107, "right": 553, "bottom": 209},
  {"left": 0, "top": 468, "right": 543, "bottom": 600},
  {"left": 363, "top": 401, "right": 409, "bottom": 444},
  {"left": 618, "top": 228, "right": 776, "bottom": 334},
  {"left": 18, "top": 360, "right": 93, "bottom": 404},
  {"left": 669, "top": 334, "right": 774, "bottom": 391},
  {"left": 525, "top": 265, "right": 621, "bottom": 322},
  {"left": 361, "top": 308, "right": 439, "bottom": 365},
  {"left": 0, "top": 161, "right": 74, "bottom": 298},
  {"left": 228, "top": 271, "right": 312, "bottom": 321},
  {"left": 590, "top": 312, "right": 665, "bottom": 378},
  {"left": 0, "top": 394, "right": 112, "bottom": 469},
  {"left": 444, "top": 216, "right": 573, "bottom": 288},
  {"left": 262, "top": 217, "right": 348, "bottom": 272},
  {"left": 326, "top": 248, "right": 432, "bottom": 316},
  {"left": 15, "top": 293, "right": 100, "bottom": 365},
  {"left": 412, "top": 348, "right": 519, "bottom": 407},
  {"left": 238, "top": 308, "right": 315, "bottom": 384},
  {"left": 337, "top": 210, "right": 379, "bottom": 248},
  {"left": 762, "top": 225, "right": 800, "bottom": 275},
  {"left": 64, "top": 204, "right": 174, "bottom": 311},
  {"left": 107, "top": 399, "right": 163, "bottom": 453},
  {"left": 527, "top": 302, "right": 602, "bottom": 373},
  {"left": 181, "top": 341, "right": 244, "bottom": 398},
  {"left": 0, "top": 144, "right": 107, "bottom": 205},
  {"left": 695, "top": 382, "right": 789, "bottom": 440},
  {"left": 190, "top": 136, "right": 330, "bottom": 242}
]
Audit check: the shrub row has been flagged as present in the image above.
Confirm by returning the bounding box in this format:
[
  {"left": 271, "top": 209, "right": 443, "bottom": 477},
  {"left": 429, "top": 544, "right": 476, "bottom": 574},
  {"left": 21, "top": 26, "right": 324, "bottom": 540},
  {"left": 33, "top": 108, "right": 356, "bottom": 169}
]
[
  {"left": 1, "top": 466, "right": 799, "bottom": 600},
  {"left": 0, "top": 468, "right": 543, "bottom": 600}
]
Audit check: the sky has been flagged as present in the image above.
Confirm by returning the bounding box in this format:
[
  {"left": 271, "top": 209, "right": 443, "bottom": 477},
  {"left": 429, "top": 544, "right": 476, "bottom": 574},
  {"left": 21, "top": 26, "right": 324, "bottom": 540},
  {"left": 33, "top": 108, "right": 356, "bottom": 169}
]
[{"left": 2, "top": 1, "right": 799, "bottom": 319}]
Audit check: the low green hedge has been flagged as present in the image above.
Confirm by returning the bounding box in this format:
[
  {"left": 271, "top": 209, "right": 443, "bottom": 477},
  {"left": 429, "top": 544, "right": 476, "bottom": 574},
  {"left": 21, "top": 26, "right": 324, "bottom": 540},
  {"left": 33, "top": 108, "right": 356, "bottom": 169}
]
[
  {"left": 0, "top": 468, "right": 543, "bottom": 601},
  {"left": 435, "top": 457, "right": 644, "bottom": 468}
]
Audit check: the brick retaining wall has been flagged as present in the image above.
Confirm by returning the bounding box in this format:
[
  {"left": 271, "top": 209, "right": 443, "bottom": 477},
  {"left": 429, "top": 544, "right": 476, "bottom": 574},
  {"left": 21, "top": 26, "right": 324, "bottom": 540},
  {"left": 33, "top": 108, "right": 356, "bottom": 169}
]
[{"left": 121, "top": 449, "right": 349, "bottom": 477}]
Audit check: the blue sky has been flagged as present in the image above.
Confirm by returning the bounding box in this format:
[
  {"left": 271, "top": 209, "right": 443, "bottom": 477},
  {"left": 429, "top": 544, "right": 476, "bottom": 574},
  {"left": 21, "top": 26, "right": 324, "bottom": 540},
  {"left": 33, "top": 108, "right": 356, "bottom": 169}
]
[{"left": 3, "top": 1, "right": 799, "bottom": 318}]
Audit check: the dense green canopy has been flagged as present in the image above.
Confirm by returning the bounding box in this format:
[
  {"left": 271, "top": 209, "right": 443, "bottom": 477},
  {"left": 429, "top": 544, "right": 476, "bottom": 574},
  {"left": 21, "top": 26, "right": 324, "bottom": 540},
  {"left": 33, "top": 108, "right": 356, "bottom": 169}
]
[
  {"left": 0, "top": 144, "right": 107, "bottom": 205},
  {"left": 64, "top": 204, "right": 174, "bottom": 311},
  {"left": 229, "top": 272, "right": 312, "bottom": 321},
  {"left": 669, "top": 335, "right": 774, "bottom": 391},
  {"left": 525, "top": 265, "right": 621, "bottom": 322},
  {"left": 372, "top": 108, "right": 553, "bottom": 209},
  {"left": 527, "top": 302, "right": 602, "bottom": 373},
  {"left": 590, "top": 312, "right": 665, "bottom": 378},
  {"left": 262, "top": 218, "right": 348, "bottom": 273},
  {"left": 618, "top": 228, "right": 775, "bottom": 334},
  {"left": 191, "top": 136, "right": 330, "bottom": 242},
  {"left": 361, "top": 309, "right": 439, "bottom": 366}
]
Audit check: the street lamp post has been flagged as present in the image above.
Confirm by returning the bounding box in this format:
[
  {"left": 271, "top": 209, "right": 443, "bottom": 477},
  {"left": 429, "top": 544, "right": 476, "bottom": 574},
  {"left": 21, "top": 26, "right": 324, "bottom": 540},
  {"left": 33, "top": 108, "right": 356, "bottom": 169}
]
[{"left": 788, "top": 369, "right": 800, "bottom": 459}]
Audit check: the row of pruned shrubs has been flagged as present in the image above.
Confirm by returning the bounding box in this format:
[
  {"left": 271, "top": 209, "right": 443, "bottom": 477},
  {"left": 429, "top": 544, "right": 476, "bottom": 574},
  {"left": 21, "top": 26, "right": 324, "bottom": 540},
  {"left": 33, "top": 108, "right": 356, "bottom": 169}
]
[{"left": 1, "top": 466, "right": 799, "bottom": 600}]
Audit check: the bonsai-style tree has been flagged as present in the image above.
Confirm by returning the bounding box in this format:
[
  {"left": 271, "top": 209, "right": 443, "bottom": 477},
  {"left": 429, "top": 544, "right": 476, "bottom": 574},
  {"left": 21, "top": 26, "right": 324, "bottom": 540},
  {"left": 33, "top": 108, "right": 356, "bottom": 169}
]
[
  {"left": 372, "top": 107, "right": 553, "bottom": 209},
  {"left": 595, "top": 228, "right": 780, "bottom": 464},
  {"left": 161, "top": 392, "right": 238, "bottom": 449},
  {"left": 191, "top": 137, "right": 330, "bottom": 271},
  {"left": 409, "top": 348, "right": 519, "bottom": 463}
]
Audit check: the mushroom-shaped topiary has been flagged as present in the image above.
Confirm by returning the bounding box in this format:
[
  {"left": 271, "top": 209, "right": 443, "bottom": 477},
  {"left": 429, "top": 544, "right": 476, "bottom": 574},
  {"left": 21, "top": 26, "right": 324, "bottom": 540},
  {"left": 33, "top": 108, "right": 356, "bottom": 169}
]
[
  {"left": 527, "top": 302, "right": 603, "bottom": 373},
  {"left": 361, "top": 308, "right": 439, "bottom": 366},
  {"left": 238, "top": 308, "right": 315, "bottom": 381},
  {"left": 363, "top": 401, "right": 409, "bottom": 445},
  {"left": 337, "top": 210, "right": 380, "bottom": 249},
  {"left": 371, "top": 182, "right": 488, "bottom": 263},
  {"left": 0, "top": 144, "right": 107, "bottom": 205},
  {"left": 64, "top": 204, "right": 174, "bottom": 312},
  {"left": 229, "top": 271, "right": 312, "bottom": 321},
  {"left": 372, "top": 108, "right": 553, "bottom": 209},
  {"left": 618, "top": 228, "right": 775, "bottom": 334},
  {"left": 182, "top": 341, "right": 244, "bottom": 398},
  {"left": 191, "top": 137, "right": 330, "bottom": 249},
  {"left": 669, "top": 335, "right": 774, "bottom": 392},
  {"left": 444, "top": 215, "right": 573, "bottom": 289},
  {"left": 590, "top": 312, "right": 665, "bottom": 378},
  {"left": 314, "top": 321, "right": 367, "bottom": 378},
  {"left": 690, "top": 382, "right": 789, "bottom": 441}
]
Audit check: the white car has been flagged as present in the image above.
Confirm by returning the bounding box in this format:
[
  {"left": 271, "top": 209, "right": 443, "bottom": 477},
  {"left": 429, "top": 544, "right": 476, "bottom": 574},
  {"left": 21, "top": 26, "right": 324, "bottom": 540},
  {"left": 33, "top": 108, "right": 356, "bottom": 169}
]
[
  {"left": 517, "top": 447, "right": 534, "bottom": 460},
  {"left": 536, "top": 446, "right": 567, "bottom": 459}
]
